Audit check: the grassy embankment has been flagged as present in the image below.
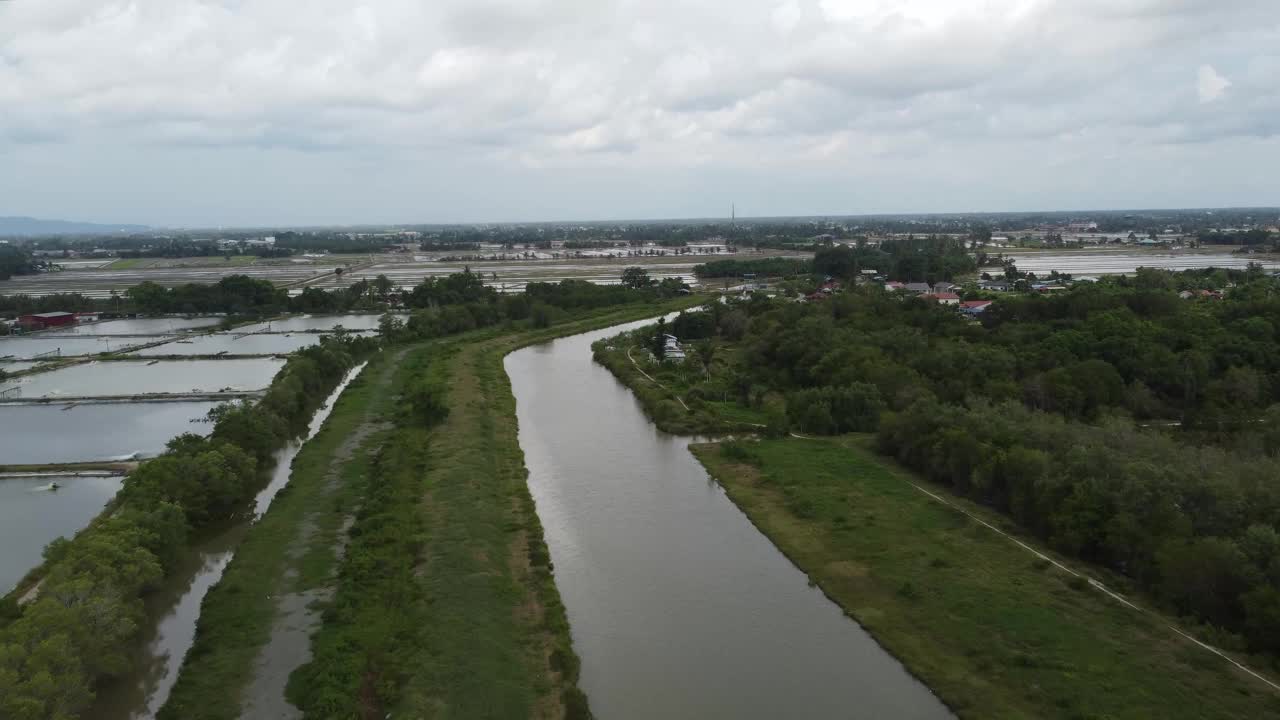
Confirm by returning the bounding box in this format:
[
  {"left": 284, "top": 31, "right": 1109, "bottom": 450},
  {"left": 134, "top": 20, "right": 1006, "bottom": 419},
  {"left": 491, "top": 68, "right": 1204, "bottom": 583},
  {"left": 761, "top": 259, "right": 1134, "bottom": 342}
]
[
  {"left": 158, "top": 297, "right": 700, "bottom": 719},
  {"left": 157, "top": 352, "right": 397, "bottom": 720},
  {"left": 295, "top": 300, "right": 700, "bottom": 719},
  {"left": 692, "top": 436, "right": 1280, "bottom": 720}
]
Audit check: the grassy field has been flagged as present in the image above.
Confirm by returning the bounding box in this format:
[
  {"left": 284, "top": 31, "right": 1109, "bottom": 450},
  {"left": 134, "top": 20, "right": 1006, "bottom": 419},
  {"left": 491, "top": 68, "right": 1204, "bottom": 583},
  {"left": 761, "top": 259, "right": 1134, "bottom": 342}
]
[
  {"left": 157, "top": 353, "right": 398, "bottom": 720},
  {"left": 693, "top": 436, "right": 1280, "bottom": 719}
]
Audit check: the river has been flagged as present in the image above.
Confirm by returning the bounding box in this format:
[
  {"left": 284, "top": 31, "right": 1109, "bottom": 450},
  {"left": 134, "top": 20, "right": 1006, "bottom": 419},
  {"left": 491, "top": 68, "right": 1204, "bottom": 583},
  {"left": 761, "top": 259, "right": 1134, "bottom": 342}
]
[
  {"left": 506, "top": 320, "right": 951, "bottom": 719},
  {"left": 88, "top": 361, "right": 369, "bottom": 720}
]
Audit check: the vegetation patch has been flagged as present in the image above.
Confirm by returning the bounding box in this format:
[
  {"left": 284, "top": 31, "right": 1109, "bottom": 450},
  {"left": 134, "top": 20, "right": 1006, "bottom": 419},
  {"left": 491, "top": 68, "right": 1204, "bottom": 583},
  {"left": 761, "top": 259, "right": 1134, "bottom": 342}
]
[{"left": 693, "top": 436, "right": 1280, "bottom": 719}]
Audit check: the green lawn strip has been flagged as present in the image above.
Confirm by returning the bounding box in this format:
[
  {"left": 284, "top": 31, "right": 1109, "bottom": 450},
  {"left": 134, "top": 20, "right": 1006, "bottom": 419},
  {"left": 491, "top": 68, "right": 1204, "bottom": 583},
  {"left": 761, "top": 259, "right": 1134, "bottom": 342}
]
[
  {"left": 270, "top": 299, "right": 704, "bottom": 719},
  {"left": 105, "top": 257, "right": 156, "bottom": 269},
  {"left": 397, "top": 304, "right": 705, "bottom": 718},
  {"left": 156, "top": 352, "right": 394, "bottom": 720},
  {"left": 692, "top": 437, "right": 1280, "bottom": 720}
]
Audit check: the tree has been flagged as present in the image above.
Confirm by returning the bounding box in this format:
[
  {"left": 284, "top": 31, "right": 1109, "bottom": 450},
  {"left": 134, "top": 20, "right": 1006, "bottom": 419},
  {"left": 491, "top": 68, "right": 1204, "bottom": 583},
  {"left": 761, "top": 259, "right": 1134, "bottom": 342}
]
[
  {"left": 372, "top": 274, "right": 394, "bottom": 299},
  {"left": 692, "top": 340, "right": 716, "bottom": 374},
  {"left": 651, "top": 318, "right": 667, "bottom": 361},
  {"left": 621, "top": 266, "right": 652, "bottom": 289}
]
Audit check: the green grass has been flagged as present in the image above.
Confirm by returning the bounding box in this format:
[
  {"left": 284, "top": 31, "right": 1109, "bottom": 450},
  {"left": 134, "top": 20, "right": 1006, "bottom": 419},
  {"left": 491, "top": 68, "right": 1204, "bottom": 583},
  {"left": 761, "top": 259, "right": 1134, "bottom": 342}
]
[
  {"left": 592, "top": 340, "right": 764, "bottom": 434},
  {"left": 105, "top": 257, "right": 157, "bottom": 269},
  {"left": 693, "top": 436, "right": 1280, "bottom": 720},
  {"left": 157, "top": 353, "right": 398, "bottom": 720}
]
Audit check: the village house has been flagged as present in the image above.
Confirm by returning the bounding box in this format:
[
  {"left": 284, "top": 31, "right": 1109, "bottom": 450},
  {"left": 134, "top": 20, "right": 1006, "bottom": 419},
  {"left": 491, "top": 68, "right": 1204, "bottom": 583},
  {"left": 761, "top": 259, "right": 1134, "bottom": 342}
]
[
  {"left": 961, "top": 300, "right": 994, "bottom": 315},
  {"left": 923, "top": 292, "right": 961, "bottom": 306},
  {"left": 662, "top": 333, "right": 687, "bottom": 362}
]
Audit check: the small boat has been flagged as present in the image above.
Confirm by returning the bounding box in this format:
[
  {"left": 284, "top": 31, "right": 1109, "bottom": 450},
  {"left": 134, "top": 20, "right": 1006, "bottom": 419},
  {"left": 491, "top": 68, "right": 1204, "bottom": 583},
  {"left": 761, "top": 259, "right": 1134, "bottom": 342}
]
[{"left": 48, "top": 482, "right": 60, "bottom": 491}]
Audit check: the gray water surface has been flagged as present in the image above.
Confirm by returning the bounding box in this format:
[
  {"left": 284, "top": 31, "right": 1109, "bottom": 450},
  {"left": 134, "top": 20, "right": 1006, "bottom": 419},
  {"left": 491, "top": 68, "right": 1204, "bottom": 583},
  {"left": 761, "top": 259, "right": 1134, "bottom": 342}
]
[
  {"left": 0, "top": 402, "right": 219, "bottom": 464},
  {"left": 0, "top": 475, "right": 123, "bottom": 592},
  {"left": 0, "top": 358, "right": 284, "bottom": 398},
  {"left": 506, "top": 320, "right": 951, "bottom": 720},
  {"left": 130, "top": 332, "right": 334, "bottom": 356}
]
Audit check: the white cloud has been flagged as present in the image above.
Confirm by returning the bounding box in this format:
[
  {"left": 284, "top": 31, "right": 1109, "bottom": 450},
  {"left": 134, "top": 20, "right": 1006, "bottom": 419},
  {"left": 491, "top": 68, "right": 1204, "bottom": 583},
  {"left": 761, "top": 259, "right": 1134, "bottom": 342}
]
[
  {"left": 0, "top": 0, "right": 1277, "bottom": 224},
  {"left": 1197, "top": 64, "right": 1232, "bottom": 103}
]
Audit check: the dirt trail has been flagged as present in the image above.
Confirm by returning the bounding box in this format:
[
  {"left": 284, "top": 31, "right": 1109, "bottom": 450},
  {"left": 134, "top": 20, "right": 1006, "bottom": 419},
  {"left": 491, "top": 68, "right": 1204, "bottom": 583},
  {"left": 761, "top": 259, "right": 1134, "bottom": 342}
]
[{"left": 240, "top": 349, "right": 406, "bottom": 719}]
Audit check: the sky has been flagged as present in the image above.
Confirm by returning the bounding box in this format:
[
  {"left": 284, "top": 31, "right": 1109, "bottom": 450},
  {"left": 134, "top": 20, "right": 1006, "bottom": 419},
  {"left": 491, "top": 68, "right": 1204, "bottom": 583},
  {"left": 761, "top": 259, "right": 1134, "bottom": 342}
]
[{"left": 0, "top": 0, "right": 1278, "bottom": 227}]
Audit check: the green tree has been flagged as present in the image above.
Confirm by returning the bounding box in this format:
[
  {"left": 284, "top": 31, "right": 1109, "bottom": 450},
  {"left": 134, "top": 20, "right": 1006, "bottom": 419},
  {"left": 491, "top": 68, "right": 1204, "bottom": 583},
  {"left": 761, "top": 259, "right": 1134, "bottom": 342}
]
[{"left": 621, "top": 266, "right": 652, "bottom": 289}]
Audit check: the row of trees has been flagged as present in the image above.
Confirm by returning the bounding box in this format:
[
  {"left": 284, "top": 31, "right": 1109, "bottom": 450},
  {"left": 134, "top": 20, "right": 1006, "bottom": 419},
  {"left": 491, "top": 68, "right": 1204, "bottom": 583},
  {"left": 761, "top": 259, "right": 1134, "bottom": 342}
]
[
  {"left": 813, "top": 237, "right": 977, "bottom": 283},
  {"left": 0, "top": 246, "right": 42, "bottom": 281},
  {"left": 692, "top": 258, "right": 813, "bottom": 279},
  {"left": 878, "top": 400, "right": 1280, "bottom": 655},
  {"left": 0, "top": 335, "right": 377, "bottom": 719}
]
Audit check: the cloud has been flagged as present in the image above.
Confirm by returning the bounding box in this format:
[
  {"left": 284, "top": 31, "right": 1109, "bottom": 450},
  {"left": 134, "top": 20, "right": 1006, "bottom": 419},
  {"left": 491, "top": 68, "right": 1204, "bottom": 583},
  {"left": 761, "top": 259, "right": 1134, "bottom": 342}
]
[
  {"left": 0, "top": 0, "right": 1277, "bottom": 224},
  {"left": 1197, "top": 64, "right": 1232, "bottom": 103}
]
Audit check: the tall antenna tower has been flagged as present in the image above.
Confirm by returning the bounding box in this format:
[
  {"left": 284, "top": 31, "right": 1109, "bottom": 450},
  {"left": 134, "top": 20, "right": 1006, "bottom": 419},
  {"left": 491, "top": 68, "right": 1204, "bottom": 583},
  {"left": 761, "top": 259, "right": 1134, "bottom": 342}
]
[{"left": 731, "top": 202, "right": 736, "bottom": 227}]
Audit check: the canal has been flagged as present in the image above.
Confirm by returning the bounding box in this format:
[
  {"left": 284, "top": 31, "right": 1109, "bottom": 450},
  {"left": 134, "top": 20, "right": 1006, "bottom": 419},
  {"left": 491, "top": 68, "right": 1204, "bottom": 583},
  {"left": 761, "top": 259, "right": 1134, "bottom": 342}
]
[{"left": 506, "top": 319, "right": 951, "bottom": 719}]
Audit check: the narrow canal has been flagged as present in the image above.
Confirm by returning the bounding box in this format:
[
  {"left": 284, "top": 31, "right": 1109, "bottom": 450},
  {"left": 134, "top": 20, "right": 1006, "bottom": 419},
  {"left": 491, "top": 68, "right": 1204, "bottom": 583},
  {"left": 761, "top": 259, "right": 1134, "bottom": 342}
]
[
  {"left": 506, "top": 319, "right": 952, "bottom": 719},
  {"left": 88, "top": 362, "right": 369, "bottom": 720}
]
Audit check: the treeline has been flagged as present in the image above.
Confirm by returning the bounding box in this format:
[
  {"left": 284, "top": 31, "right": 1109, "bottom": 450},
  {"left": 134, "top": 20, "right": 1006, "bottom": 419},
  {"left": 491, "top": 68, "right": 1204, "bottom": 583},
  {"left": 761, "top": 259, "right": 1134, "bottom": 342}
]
[
  {"left": 735, "top": 274, "right": 1280, "bottom": 428},
  {"left": 0, "top": 245, "right": 42, "bottom": 281},
  {"left": 813, "top": 237, "right": 977, "bottom": 283},
  {"left": 382, "top": 276, "right": 690, "bottom": 343},
  {"left": 274, "top": 231, "right": 391, "bottom": 254},
  {"left": 878, "top": 401, "right": 1280, "bottom": 656},
  {"left": 638, "top": 268, "right": 1280, "bottom": 659},
  {"left": 1198, "top": 229, "right": 1276, "bottom": 246},
  {"left": 693, "top": 258, "right": 813, "bottom": 278},
  {"left": 0, "top": 334, "right": 377, "bottom": 719}
]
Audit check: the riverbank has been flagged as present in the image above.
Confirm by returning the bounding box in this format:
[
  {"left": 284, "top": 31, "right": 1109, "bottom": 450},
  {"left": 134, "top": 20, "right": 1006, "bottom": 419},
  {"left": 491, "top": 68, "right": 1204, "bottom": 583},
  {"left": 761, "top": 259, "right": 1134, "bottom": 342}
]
[
  {"left": 155, "top": 298, "right": 699, "bottom": 719},
  {"left": 692, "top": 436, "right": 1280, "bottom": 719}
]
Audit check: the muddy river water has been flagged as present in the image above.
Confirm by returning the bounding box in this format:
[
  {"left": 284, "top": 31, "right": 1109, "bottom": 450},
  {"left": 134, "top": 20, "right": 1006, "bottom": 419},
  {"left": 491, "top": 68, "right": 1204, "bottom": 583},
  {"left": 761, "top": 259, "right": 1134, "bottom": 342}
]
[{"left": 506, "top": 319, "right": 951, "bottom": 719}]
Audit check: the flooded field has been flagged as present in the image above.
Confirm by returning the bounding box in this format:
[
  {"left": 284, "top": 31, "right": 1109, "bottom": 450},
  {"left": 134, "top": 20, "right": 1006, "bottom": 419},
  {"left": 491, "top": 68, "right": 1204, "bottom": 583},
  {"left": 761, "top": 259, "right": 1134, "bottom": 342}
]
[
  {"left": 0, "top": 263, "right": 328, "bottom": 299},
  {"left": 232, "top": 314, "right": 384, "bottom": 333},
  {"left": 0, "top": 475, "right": 124, "bottom": 592},
  {"left": 993, "top": 250, "right": 1280, "bottom": 276},
  {"left": 0, "top": 402, "right": 219, "bottom": 464},
  {"left": 304, "top": 260, "right": 699, "bottom": 292},
  {"left": 129, "top": 333, "right": 333, "bottom": 356},
  {"left": 0, "top": 358, "right": 283, "bottom": 399},
  {"left": 0, "top": 336, "right": 171, "bottom": 359},
  {"left": 42, "top": 317, "right": 221, "bottom": 336},
  {"left": 0, "top": 361, "right": 44, "bottom": 373}
]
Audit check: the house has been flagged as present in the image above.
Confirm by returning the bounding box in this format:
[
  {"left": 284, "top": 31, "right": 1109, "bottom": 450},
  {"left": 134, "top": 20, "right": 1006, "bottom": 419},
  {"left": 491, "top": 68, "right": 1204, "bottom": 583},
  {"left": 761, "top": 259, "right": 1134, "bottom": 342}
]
[
  {"left": 884, "top": 281, "right": 906, "bottom": 292},
  {"left": 923, "top": 292, "right": 961, "bottom": 306},
  {"left": 979, "top": 280, "right": 1010, "bottom": 292},
  {"left": 961, "top": 300, "right": 994, "bottom": 315},
  {"left": 932, "top": 282, "right": 958, "bottom": 294},
  {"left": 17, "top": 311, "right": 77, "bottom": 330},
  {"left": 662, "top": 333, "right": 686, "bottom": 362},
  {"left": 904, "top": 282, "right": 932, "bottom": 294},
  {"left": 1178, "top": 290, "right": 1195, "bottom": 300}
]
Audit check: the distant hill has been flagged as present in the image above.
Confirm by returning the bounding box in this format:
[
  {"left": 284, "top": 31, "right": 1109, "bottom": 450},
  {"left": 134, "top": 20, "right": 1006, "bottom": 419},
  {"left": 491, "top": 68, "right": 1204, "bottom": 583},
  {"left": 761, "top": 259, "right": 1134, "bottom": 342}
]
[{"left": 0, "top": 216, "right": 150, "bottom": 237}]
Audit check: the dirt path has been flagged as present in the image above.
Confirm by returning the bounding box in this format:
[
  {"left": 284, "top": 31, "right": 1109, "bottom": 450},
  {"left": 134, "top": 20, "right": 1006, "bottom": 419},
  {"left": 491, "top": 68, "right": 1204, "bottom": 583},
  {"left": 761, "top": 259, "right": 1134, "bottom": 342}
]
[
  {"left": 626, "top": 345, "right": 690, "bottom": 411},
  {"left": 803, "top": 434, "right": 1280, "bottom": 695},
  {"left": 240, "top": 349, "right": 407, "bottom": 719}
]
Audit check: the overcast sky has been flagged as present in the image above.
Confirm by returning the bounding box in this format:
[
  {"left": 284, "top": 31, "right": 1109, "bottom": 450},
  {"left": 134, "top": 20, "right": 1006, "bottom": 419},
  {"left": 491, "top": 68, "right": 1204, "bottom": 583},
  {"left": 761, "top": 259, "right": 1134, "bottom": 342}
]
[{"left": 1, "top": 0, "right": 1277, "bottom": 227}]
